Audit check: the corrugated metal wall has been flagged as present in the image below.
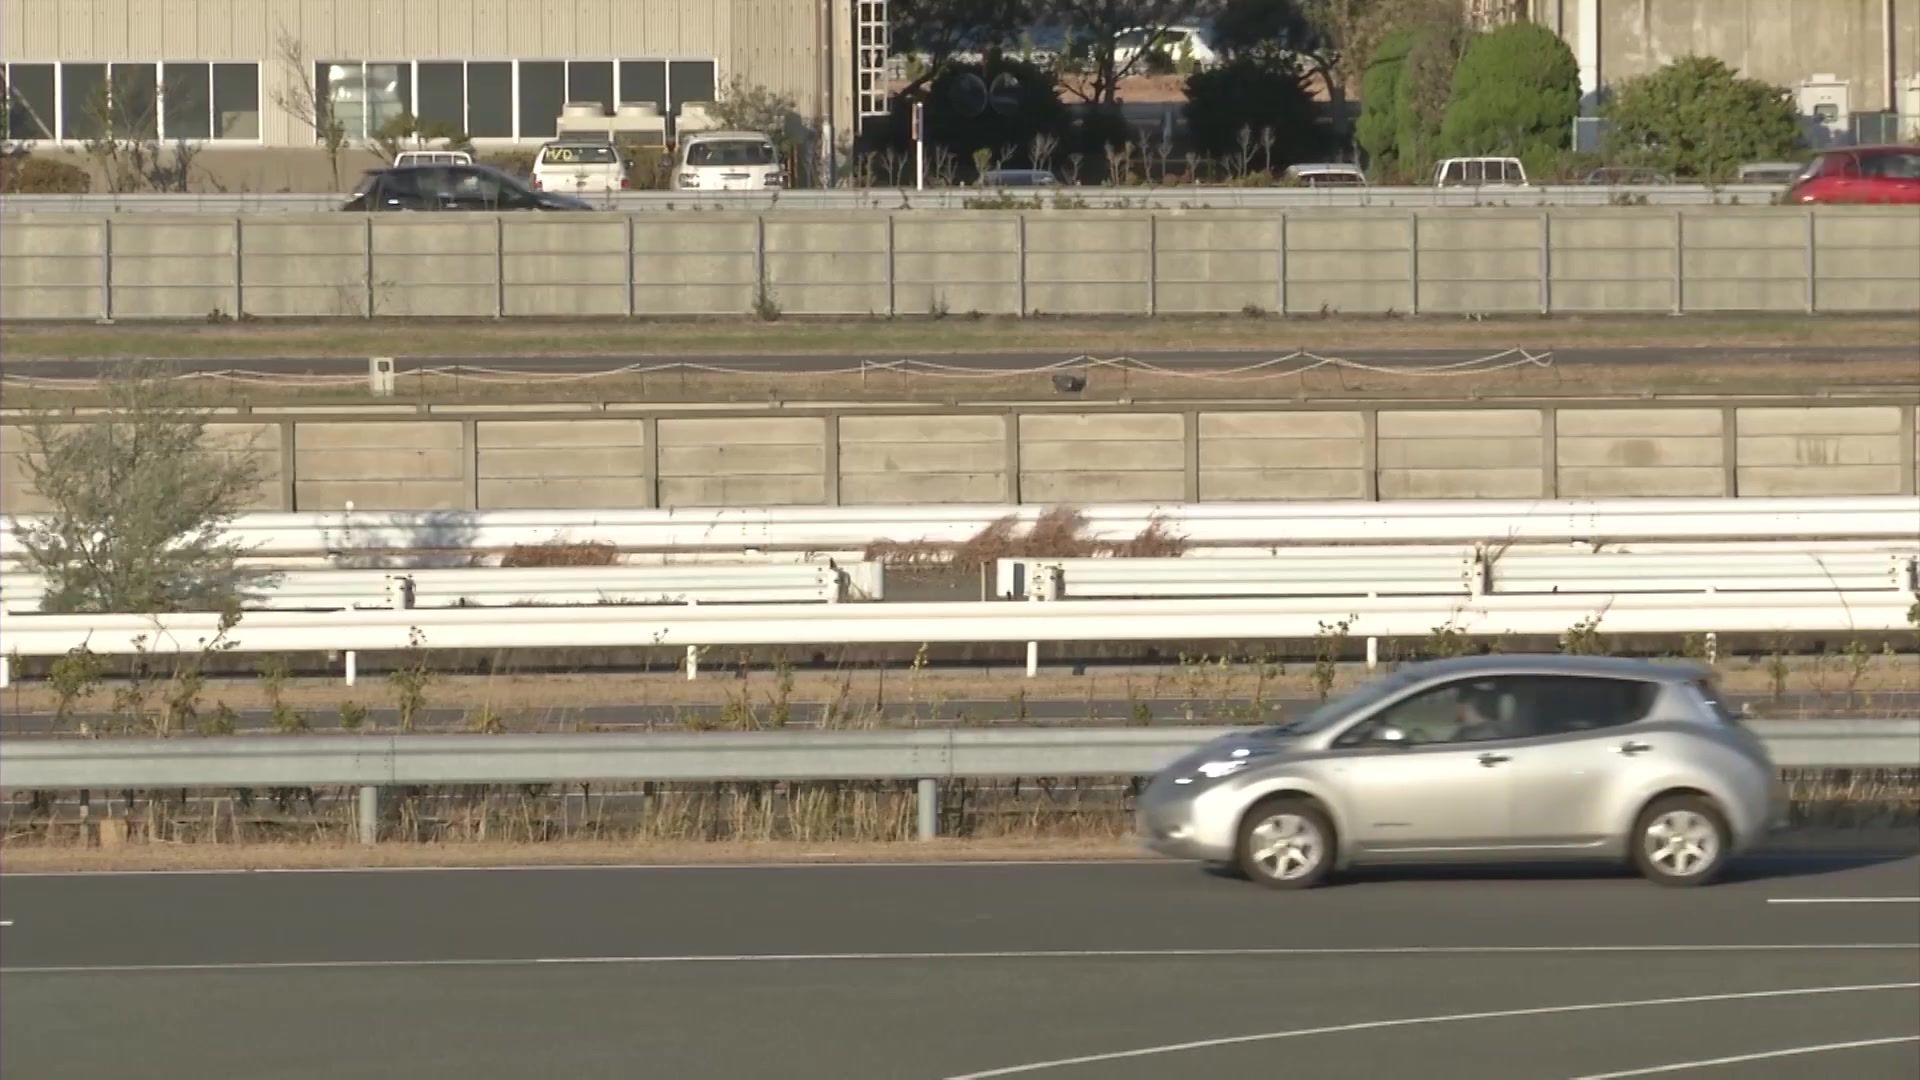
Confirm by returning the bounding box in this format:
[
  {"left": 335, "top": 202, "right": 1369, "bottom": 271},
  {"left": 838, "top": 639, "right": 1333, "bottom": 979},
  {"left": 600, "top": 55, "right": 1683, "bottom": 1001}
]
[{"left": 2, "top": 0, "right": 848, "bottom": 146}]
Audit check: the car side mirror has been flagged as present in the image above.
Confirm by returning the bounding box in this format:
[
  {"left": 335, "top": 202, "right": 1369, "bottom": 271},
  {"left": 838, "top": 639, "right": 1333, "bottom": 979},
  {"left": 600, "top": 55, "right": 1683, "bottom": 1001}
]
[{"left": 1373, "top": 725, "right": 1410, "bottom": 747}]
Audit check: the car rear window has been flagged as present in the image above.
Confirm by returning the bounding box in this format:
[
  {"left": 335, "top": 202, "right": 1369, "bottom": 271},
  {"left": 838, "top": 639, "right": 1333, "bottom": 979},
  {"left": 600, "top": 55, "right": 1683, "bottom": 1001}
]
[
  {"left": 686, "top": 140, "right": 777, "bottom": 167},
  {"left": 540, "top": 144, "right": 619, "bottom": 164}
]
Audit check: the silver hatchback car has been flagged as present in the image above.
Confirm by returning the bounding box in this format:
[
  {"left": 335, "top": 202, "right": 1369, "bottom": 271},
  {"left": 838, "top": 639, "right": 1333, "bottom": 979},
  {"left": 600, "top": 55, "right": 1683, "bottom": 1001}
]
[{"left": 1138, "top": 655, "right": 1784, "bottom": 889}]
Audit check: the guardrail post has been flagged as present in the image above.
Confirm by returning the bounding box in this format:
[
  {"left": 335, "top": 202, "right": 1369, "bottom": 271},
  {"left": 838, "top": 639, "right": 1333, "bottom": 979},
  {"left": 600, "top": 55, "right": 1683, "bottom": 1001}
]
[
  {"left": 98, "top": 217, "right": 113, "bottom": 323},
  {"left": 1804, "top": 207, "right": 1817, "bottom": 315},
  {"left": 916, "top": 778, "right": 938, "bottom": 841},
  {"left": 0, "top": 654, "right": 10, "bottom": 689},
  {"left": 1026, "top": 640, "right": 1038, "bottom": 677},
  {"left": 344, "top": 650, "right": 357, "bottom": 687},
  {"left": 357, "top": 785, "right": 379, "bottom": 845},
  {"left": 686, "top": 645, "right": 700, "bottom": 680},
  {"left": 1365, "top": 637, "right": 1378, "bottom": 670}
]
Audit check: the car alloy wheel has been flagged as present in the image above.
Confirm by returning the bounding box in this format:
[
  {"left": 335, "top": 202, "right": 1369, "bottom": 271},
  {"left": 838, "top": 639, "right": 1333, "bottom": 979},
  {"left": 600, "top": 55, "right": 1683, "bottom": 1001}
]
[
  {"left": 1236, "top": 797, "right": 1334, "bottom": 890},
  {"left": 1632, "top": 796, "right": 1730, "bottom": 887}
]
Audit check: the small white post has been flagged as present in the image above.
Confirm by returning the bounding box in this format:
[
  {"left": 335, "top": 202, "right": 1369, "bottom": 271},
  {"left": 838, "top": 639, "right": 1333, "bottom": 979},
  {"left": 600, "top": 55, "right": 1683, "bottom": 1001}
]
[
  {"left": 357, "top": 786, "right": 378, "bottom": 845},
  {"left": 916, "top": 778, "right": 938, "bottom": 841},
  {"left": 1366, "top": 636, "right": 1379, "bottom": 670},
  {"left": 687, "top": 645, "right": 700, "bottom": 680},
  {"left": 344, "top": 650, "right": 357, "bottom": 687},
  {"left": 0, "top": 654, "right": 10, "bottom": 689},
  {"left": 1705, "top": 632, "right": 1718, "bottom": 665},
  {"left": 1026, "top": 641, "right": 1038, "bottom": 678}
]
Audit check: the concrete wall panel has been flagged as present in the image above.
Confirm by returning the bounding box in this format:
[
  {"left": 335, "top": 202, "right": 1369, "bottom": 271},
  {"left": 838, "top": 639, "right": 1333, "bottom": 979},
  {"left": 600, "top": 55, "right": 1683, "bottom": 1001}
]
[
  {"left": 1556, "top": 408, "right": 1727, "bottom": 497},
  {"left": 656, "top": 416, "right": 825, "bottom": 506},
  {"left": 1018, "top": 412, "right": 1184, "bottom": 502},
  {"left": 1378, "top": 409, "right": 1544, "bottom": 498},
  {"left": 1198, "top": 410, "right": 1368, "bottom": 501},
  {"left": 1736, "top": 406, "right": 1907, "bottom": 495},
  {"left": 293, "top": 420, "right": 465, "bottom": 509}
]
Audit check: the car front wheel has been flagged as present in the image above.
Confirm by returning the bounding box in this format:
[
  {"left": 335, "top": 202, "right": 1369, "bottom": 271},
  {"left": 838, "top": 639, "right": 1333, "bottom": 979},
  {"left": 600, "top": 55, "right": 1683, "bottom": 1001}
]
[
  {"left": 1631, "top": 795, "right": 1732, "bottom": 887},
  {"left": 1235, "top": 797, "right": 1335, "bottom": 890}
]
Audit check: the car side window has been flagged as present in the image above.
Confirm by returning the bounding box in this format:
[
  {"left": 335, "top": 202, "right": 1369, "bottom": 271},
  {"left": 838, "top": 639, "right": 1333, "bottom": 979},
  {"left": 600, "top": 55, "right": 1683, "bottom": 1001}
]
[
  {"left": 1335, "top": 676, "right": 1537, "bottom": 747},
  {"left": 1514, "top": 675, "right": 1658, "bottom": 736}
]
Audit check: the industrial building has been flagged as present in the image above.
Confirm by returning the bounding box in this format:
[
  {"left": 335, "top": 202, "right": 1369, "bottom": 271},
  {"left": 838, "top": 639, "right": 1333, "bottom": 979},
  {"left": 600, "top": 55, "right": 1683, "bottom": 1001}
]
[
  {"left": 3, "top": 0, "right": 1916, "bottom": 188},
  {"left": 1, "top": 0, "right": 890, "bottom": 185}
]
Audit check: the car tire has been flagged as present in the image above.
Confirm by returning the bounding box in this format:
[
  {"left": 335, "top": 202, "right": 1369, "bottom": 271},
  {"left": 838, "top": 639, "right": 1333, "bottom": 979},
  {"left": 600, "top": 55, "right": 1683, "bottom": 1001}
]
[
  {"left": 1235, "top": 796, "right": 1335, "bottom": 890},
  {"left": 1630, "top": 795, "right": 1732, "bottom": 887}
]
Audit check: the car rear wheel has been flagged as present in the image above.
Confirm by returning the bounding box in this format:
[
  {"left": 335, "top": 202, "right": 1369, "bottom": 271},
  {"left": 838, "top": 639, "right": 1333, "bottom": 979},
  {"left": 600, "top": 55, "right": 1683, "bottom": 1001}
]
[
  {"left": 1235, "top": 797, "right": 1334, "bottom": 890},
  {"left": 1631, "top": 795, "right": 1731, "bottom": 887}
]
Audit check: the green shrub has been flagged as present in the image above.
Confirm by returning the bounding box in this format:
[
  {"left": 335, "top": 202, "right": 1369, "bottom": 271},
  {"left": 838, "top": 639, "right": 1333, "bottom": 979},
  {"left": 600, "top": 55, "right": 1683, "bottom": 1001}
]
[
  {"left": 1392, "top": 9, "right": 1472, "bottom": 183},
  {"left": 0, "top": 155, "right": 92, "bottom": 194},
  {"left": 1355, "top": 29, "right": 1414, "bottom": 177},
  {"left": 1439, "top": 21, "right": 1580, "bottom": 176},
  {"left": 1601, "top": 56, "right": 1803, "bottom": 181}
]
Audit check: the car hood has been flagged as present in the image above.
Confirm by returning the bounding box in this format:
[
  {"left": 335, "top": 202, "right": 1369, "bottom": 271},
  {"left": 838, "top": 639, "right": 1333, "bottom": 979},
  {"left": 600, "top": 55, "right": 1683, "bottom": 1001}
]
[{"left": 1158, "top": 730, "right": 1305, "bottom": 778}]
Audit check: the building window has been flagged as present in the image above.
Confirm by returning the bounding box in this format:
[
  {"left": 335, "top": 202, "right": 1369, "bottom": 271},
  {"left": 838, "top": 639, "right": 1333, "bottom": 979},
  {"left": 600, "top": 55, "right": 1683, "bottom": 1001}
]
[
  {"left": 467, "top": 62, "right": 514, "bottom": 138},
  {"left": 3, "top": 63, "right": 58, "bottom": 141},
  {"left": 666, "top": 60, "right": 716, "bottom": 114},
  {"left": 417, "top": 61, "right": 466, "bottom": 131},
  {"left": 212, "top": 63, "right": 260, "bottom": 139},
  {"left": 109, "top": 64, "right": 160, "bottom": 139},
  {"left": 619, "top": 60, "right": 667, "bottom": 111},
  {"left": 517, "top": 61, "right": 565, "bottom": 138},
  {"left": 60, "top": 64, "right": 108, "bottom": 139},
  {"left": 318, "top": 61, "right": 412, "bottom": 140},
  {"left": 569, "top": 60, "right": 614, "bottom": 116}
]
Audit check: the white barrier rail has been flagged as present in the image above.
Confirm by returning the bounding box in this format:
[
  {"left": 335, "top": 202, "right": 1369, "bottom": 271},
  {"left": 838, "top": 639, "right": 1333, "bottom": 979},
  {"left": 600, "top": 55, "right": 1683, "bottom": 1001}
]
[
  {"left": 0, "top": 563, "right": 877, "bottom": 614},
  {"left": 2, "top": 591, "right": 1912, "bottom": 688},
  {"left": 1001, "top": 550, "right": 1920, "bottom": 600},
  {"left": 6, "top": 497, "right": 1916, "bottom": 566},
  {"left": 2, "top": 720, "right": 1909, "bottom": 844}
]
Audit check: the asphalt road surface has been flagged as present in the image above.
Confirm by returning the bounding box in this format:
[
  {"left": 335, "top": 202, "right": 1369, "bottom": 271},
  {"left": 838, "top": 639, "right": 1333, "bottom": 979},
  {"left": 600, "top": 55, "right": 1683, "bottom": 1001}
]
[
  {"left": 3, "top": 853, "right": 1917, "bottom": 1079},
  {"left": 5, "top": 345, "right": 1916, "bottom": 378}
]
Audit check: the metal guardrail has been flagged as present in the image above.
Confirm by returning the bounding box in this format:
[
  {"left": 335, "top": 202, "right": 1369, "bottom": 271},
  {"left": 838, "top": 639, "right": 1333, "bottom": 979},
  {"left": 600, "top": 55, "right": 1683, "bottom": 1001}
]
[
  {"left": 0, "top": 562, "right": 876, "bottom": 614},
  {"left": 1, "top": 592, "right": 1914, "bottom": 688},
  {"left": 1002, "top": 551, "right": 1919, "bottom": 601},
  {"left": 0, "top": 184, "right": 1791, "bottom": 215},
  {"left": 3, "top": 721, "right": 1911, "bottom": 842},
  {"left": 8, "top": 498, "right": 1916, "bottom": 566}
]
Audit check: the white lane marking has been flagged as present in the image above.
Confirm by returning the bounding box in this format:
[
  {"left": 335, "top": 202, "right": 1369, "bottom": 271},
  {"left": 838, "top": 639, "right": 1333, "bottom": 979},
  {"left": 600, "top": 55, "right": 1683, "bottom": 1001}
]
[
  {"left": 1566, "top": 1034, "right": 1920, "bottom": 1079},
  {"left": 3, "top": 943, "right": 1915, "bottom": 977},
  {"left": 1768, "top": 897, "right": 1920, "bottom": 905},
  {"left": 939, "top": 982, "right": 1920, "bottom": 1079}
]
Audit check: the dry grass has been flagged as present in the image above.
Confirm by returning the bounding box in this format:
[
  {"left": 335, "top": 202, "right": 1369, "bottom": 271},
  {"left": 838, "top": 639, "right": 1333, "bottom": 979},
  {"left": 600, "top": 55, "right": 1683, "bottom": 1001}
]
[
  {"left": 500, "top": 540, "right": 620, "bottom": 568},
  {"left": 10, "top": 315, "right": 1920, "bottom": 364},
  {"left": 4, "top": 651, "right": 1915, "bottom": 723},
  {"left": 6, "top": 353, "right": 1918, "bottom": 412},
  {"left": 866, "top": 507, "right": 1187, "bottom": 570}
]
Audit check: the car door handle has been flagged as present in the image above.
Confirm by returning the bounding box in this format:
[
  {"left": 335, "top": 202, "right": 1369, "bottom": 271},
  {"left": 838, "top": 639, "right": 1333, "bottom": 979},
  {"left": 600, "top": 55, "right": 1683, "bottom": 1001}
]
[
  {"left": 1613, "top": 741, "right": 1652, "bottom": 755},
  {"left": 1477, "top": 752, "right": 1510, "bottom": 767}
]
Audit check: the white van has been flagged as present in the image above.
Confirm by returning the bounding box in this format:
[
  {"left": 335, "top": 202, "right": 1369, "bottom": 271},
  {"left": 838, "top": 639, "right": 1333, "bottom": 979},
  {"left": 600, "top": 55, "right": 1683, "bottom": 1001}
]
[
  {"left": 1433, "top": 156, "right": 1530, "bottom": 187},
  {"left": 393, "top": 149, "right": 473, "bottom": 168},
  {"left": 674, "top": 130, "right": 785, "bottom": 191},
  {"left": 531, "top": 139, "right": 631, "bottom": 194}
]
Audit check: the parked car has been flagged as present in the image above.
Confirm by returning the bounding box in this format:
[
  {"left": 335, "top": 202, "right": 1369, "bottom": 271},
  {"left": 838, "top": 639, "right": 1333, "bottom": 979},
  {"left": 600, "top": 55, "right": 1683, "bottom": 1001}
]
[
  {"left": 1282, "top": 163, "right": 1368, "bottom": 188},
  {"left": 674, "top": 130, "right": 785, "bottom": 191},
  {"left": 1112, "top": 24, "right": 1221, "bottom": 71},
  {"left": 1737, "top": 161, "right": 1808, "bottom": 185},
  {"left": 1783, "top": 144, "right": 1920, "bottom": 204},
  {"left": 530, "top": 137, "right": 632, "bottom": 194},
  {"left": 341, "top": 162, "right": 594, "bottom": 211},
  {"left": 976, "top": 168, "right": 1058, "bottom": 187},
  {"left": 1137, "top": 654, "right": 1782, "bottom": 890},
  {"left": 1433, "top": 156, "right": 1529, "bottom": 187}
]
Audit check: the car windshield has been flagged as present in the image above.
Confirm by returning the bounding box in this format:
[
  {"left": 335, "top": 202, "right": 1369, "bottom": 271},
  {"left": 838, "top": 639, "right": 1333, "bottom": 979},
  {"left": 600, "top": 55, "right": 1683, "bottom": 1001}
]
[
  {"left": 1248, "top": 667, "right": 1424, "bottom": 738},
  {"left": 686, "top": 140, "right": 777, "bottom": 167},
  {"left": 541, "top": 144, "right": 618, "bottom": 164}
]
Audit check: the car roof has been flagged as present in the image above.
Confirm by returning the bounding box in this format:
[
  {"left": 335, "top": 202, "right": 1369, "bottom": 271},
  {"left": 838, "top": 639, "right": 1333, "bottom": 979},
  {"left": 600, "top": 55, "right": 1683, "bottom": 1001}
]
[
  {"left": 682, "top": 129, "right": 772, "bottom": 142},
  {"left": 1387, "top": 653, "right": 1708, "bottom": 684}
]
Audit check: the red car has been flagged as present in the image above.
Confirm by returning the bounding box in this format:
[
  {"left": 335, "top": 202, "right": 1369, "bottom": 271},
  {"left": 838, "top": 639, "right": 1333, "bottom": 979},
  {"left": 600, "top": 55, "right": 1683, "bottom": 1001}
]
[{"left": 1783, "top": 144, "right": 1920, "bottom": 204}]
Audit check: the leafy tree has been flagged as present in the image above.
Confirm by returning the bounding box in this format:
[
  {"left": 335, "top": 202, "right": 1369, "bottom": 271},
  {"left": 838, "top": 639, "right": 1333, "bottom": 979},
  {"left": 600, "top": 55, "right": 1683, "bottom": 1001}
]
[
  {"left": 1354, "top": 27, "right": 1413, "bottom": 174},
  {"left": 877, "top": 55, "right": 1071, "bottom": 177},
  {"left": 1045, "top": 0, "right": 1207, "bottom": 104},
  {"left": 1600, "top": 56, "right": 1803, "bottom": 181},
  {"left": 1300, "top": 0, "right": 1440, "bottom": 99},
  {"left": 1390, "top": 1, "right": 1470, "bottom": 182},
  {"left": 1438, "top": 21, "right": 1579, "bottom": 173},
  {"left": 891, "top": 0, "right": 1036, "bottom": 94},
  {"left": 1183, "top": 58, "right": 1329, "bottom": 172},
  {"left": 7, "top": 362, "right": 280, "bottom": 615}
]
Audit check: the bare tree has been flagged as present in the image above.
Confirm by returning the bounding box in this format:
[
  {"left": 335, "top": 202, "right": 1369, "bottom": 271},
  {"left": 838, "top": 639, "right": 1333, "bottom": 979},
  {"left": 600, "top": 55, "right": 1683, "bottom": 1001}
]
[
  {"left": 270, "top": 27, "right": 348, "bottom": 190},
  {"left": 7, "top": 360, "right": 281, "bottom": 615}
]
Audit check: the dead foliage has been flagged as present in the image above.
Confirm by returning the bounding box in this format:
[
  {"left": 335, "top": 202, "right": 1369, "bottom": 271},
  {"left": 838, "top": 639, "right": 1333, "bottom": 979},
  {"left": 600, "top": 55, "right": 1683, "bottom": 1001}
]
[
  {"left": 500, "top": 540, "right": 619, "bottom": 567},
  {"left": 863, "top": 506, "right": 1186, "bottom": 570}
]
